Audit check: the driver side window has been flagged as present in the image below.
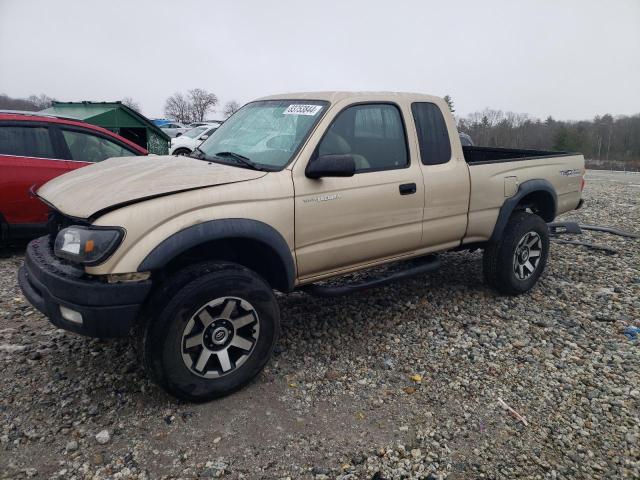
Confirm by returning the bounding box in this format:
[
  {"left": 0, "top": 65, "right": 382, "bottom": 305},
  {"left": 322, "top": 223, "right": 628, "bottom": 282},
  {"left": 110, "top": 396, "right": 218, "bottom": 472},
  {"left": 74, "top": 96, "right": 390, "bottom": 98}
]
[{"left": 318, "top": 104, "right": 408, "bottom": 173}]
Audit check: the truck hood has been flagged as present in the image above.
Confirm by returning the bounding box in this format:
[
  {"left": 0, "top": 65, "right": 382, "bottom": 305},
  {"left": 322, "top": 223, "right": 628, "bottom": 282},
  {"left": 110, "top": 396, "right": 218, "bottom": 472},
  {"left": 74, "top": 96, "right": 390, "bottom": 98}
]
[{"left": 37, "top": 155, "right": 267, "bottom": 219}]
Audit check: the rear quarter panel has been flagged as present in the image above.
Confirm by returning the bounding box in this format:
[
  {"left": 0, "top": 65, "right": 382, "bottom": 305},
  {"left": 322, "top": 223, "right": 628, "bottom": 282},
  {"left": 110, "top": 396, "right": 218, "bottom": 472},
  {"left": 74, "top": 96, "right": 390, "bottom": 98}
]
[{"left": 465, "top": 154, "right": 584, "bottom": 242}]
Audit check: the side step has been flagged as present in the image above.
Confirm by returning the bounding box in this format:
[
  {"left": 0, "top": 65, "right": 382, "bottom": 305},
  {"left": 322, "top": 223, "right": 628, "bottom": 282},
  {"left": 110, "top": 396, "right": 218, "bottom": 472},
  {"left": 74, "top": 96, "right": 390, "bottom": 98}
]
[{"left": 299, "top": 255, "right": 441, "bottom": 298}]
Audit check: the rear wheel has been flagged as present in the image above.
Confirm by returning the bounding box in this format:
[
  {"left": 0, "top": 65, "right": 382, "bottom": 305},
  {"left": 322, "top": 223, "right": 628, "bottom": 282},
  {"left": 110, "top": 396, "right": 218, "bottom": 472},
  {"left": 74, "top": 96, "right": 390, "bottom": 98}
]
[
  {"left": 140, "top": 262, "right": 279, "bottom": 401},
  {"left": 483, "top": 211, "right": 550, "bottom": 295},
  {"left": 172, "top": 148, "right": 191, "bottom": 156}
]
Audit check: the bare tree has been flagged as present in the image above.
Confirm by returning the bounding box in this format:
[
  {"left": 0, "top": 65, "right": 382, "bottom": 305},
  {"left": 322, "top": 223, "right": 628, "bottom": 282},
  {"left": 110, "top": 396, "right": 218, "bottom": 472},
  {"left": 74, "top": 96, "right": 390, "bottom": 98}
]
[
  {"left": 27, "top": 94, "right": 55, "bottom": 110},
  {"left": 121, "top": 97, "right": 141, "bottom": 113},
  {"left": 164, "top": 92, "right": 192, "bottom": 123},
  {"left": 223, "top": 100, "right": 240, "bottom": 118},
  {"left": 189, "top": 88, "right": 218, "bottom": 122}
]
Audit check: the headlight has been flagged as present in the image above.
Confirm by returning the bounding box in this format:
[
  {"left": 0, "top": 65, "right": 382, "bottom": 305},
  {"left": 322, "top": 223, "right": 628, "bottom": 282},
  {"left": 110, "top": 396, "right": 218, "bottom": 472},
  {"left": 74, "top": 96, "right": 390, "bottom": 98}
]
[{"left": 54, "top": 226, "right": 124, "bottom": 265}]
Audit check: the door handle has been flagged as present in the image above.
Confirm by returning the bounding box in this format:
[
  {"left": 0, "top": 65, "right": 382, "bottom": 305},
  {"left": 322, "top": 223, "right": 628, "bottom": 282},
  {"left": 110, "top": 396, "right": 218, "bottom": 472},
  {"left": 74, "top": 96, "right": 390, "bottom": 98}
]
[{"left": 399, "top": 183, "right": 417, "bottom": 195}]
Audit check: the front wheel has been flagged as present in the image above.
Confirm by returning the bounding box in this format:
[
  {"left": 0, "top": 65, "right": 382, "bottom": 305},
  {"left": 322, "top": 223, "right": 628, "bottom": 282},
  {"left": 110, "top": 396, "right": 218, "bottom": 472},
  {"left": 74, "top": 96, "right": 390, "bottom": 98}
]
[
  {"left": 140, "top": 262, "right": 280, "bottom": 401},
  {"left": 483, "top": 211, "right": 550, "bottom": 295}
]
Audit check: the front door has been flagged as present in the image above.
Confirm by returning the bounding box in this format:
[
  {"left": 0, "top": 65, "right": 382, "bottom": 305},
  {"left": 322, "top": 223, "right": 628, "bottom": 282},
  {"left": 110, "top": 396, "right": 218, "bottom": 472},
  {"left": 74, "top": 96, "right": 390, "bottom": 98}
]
[{"left": 293, "top": 103, "right": 425, "bottom": 280}]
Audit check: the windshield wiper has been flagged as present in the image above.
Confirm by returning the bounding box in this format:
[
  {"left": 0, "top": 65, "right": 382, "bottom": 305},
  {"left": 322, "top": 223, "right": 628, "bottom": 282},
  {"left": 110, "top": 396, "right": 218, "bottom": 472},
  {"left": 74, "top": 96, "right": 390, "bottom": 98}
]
[{"left": 214, "top": 151, "right": 268, "bottom": 171}]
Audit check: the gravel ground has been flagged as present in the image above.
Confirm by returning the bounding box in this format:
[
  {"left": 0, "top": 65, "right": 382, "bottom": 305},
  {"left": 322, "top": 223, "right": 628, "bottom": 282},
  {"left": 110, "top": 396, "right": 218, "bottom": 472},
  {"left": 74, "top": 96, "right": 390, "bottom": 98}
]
[{"left": 1, "top": 171, "right": 638, "bottom": 479}]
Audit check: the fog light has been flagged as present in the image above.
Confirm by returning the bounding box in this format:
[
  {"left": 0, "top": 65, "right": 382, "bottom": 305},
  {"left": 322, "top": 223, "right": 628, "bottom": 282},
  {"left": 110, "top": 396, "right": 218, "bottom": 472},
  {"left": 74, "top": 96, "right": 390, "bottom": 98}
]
[{"left": 60, "top": 306, "right": 83, "bottom": 325}]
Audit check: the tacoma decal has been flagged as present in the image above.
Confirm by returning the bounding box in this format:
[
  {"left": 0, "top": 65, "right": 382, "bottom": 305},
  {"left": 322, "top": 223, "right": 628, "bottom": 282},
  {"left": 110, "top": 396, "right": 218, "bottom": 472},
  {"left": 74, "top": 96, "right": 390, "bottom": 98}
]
[{"left": 303, "top": 194, "right": 341, "bottom": 203}]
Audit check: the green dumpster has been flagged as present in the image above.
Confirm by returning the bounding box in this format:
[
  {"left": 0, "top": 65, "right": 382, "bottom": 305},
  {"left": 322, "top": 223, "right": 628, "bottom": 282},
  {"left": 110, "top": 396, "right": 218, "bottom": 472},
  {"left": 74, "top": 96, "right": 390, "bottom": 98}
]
[{"left": 42, "top": 101, "right": 170, "bottom": 155}]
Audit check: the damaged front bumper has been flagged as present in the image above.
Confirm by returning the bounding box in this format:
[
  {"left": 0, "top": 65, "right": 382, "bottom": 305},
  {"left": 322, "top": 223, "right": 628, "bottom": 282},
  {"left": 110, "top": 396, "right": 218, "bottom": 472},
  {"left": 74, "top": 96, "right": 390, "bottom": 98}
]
[{"left": 18, "top": 237, "right": 152, "bottom": 338}]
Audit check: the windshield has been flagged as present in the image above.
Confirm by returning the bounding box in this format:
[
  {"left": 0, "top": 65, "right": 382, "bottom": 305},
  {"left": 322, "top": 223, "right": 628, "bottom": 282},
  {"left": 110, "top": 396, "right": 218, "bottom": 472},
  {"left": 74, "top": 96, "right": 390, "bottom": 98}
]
[
  {"left": 197, "top": 100, "right": 328, "bottom": 170},
  {"left": 183, "top": 126, "right": 208, "bottom": 138}
]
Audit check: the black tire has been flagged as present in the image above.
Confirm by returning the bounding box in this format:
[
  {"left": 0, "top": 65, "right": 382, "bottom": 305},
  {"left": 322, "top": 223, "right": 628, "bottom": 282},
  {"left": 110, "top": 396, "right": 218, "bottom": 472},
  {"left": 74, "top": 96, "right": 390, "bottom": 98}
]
[
  {"left": 483, "top": 211, "right": 550, "bottom": 295},
  {"left": 139, "top": 261, "right": 279, "bottom": 402},
  {"left": 172, "top": 148, "right": 191, "bottom": 156}
]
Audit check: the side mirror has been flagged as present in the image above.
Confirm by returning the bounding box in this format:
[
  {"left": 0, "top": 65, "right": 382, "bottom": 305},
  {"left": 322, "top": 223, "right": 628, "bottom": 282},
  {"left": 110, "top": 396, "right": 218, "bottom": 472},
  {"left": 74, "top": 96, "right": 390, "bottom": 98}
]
[
  {"left": 200, "top": 134, "right": 209, "bottom": 140},
  {"left": 305, "top": 154, "right": 356, "bottom": 179}
]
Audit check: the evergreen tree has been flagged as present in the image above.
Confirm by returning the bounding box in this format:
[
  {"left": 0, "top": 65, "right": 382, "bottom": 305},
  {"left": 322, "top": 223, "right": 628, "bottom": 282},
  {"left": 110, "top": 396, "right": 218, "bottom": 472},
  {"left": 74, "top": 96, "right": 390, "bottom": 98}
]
[{"left": 443, "top": 95, "right": 455, "bottom": 113}]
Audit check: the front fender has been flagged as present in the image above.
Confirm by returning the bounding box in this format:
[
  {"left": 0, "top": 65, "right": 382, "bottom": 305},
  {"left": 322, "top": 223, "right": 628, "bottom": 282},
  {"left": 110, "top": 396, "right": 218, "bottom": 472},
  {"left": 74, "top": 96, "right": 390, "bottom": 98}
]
[{"left": 137, "top": 218, "right": 296, "bottom": 291}]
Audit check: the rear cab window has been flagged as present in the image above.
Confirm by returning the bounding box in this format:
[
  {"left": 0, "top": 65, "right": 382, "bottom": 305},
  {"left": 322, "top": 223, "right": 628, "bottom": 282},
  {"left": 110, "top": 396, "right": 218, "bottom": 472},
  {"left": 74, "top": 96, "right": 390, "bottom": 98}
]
[
  {"left": 0, "top": 125, "right": 56, "bottom": 159},
  {"left": 411, "top": 102, "right": 452, "bottom": 165}
]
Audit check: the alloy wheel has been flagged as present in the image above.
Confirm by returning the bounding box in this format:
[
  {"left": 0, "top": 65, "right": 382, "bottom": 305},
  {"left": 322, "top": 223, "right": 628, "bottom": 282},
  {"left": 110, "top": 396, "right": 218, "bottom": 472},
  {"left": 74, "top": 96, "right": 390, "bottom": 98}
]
[
  {"left": 513, "top": 231, "right": 543, "bottom": 280},
  {"left": 181, "top": 297, "right": 260, "bottom": 378}
]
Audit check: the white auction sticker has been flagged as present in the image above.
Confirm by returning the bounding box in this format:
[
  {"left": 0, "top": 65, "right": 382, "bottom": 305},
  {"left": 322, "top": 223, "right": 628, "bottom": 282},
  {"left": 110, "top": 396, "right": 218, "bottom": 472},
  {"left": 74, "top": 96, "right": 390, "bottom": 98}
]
[{"left": 283, "top": 104, "right": 323, "bottom": 116}]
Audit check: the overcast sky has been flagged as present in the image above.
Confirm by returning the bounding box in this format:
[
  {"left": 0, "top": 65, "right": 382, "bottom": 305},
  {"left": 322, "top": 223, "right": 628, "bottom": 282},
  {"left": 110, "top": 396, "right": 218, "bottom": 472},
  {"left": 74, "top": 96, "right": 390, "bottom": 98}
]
[{"left": 1, "top": 0, "right": 638, "bottom": 120}]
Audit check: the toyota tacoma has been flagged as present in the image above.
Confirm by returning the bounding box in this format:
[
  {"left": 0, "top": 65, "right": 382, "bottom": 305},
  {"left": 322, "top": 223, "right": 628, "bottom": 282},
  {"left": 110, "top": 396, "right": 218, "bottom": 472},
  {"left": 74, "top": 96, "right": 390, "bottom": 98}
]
[{"left": 19, "top": 92, "right": 585, "bottom": 401}]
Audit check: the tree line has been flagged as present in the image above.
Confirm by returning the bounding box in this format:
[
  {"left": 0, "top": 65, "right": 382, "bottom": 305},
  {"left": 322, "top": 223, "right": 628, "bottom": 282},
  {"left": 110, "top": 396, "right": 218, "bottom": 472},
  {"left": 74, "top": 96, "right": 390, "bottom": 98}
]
[
  {"left": 0, "top": 93, "right": 56, "bottom": 111},
  {"left": 455, "top": 106, "right": 640, "bottom": 169},
  {"left": 0, "top": 90, "right": 242, "bottom": 122},
  {"left": 3, "top": 91, "right": 637, "bottom": 169}
]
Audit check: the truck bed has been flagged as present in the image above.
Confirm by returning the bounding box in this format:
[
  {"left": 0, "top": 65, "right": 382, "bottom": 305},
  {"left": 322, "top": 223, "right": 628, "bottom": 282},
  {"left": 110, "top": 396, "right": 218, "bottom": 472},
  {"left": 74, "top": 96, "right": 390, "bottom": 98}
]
[{"left": 463, "top": 146, "right": 573, "bottom": 165}]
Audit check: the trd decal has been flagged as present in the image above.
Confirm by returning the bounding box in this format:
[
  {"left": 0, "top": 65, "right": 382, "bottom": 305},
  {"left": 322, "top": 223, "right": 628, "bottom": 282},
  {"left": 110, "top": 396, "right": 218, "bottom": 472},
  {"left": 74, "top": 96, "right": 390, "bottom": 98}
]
[
  {"left": 559, "top": 169, "right": 581, "bottom": 177},
  {"left": 303, "top": 194, "right": 341, "bottom": 204}
]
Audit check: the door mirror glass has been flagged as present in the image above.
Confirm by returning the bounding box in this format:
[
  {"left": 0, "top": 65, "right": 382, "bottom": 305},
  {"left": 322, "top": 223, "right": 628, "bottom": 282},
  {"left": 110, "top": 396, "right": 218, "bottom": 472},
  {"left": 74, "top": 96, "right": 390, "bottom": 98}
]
[{"left": 305, "top": 154, "right": 355, "bottom": 179}]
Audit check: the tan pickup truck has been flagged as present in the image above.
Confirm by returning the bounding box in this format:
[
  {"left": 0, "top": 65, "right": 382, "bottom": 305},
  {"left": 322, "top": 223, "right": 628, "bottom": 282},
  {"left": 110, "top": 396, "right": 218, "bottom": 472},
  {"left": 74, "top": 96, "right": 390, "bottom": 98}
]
[{"left": 19, "top": 92, "right": 585, "bottom": 401}]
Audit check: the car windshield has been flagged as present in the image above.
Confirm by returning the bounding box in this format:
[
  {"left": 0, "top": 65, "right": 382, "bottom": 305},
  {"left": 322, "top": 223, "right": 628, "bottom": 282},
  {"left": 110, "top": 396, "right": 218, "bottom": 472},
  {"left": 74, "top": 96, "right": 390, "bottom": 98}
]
[
  {"left": 183, "top": 126, "right": 208, "bottom": 138},
  {"left": 197, "top": 100, "right": 328, "bottom": 170}
]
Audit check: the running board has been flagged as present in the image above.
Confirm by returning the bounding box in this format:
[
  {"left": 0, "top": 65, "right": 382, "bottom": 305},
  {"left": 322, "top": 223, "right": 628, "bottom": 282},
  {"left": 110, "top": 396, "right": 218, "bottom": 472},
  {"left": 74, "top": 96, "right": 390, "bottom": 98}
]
[{"left": 299, "top": 255, "right": 441, "bottom": 298}]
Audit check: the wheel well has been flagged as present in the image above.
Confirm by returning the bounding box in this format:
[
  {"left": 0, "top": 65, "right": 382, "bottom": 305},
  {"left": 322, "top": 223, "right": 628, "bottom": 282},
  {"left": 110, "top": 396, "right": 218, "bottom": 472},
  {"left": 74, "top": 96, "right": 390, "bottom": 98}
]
[
  {"left": 172, "top": 147, "right": 191, "bottom": 154},
  {"left": 515, "top": 190, "right": 556, "bottom": 222},
  {"left": 159, "top": 237, "right": 291, "bottom": 292}
]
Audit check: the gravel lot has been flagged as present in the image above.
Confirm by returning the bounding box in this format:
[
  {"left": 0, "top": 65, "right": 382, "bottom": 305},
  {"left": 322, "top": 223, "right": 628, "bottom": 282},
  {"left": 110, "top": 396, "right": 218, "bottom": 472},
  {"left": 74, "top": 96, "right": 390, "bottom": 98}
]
[{"left": 1, "top": 171, "right": 638, "bottom": 479}]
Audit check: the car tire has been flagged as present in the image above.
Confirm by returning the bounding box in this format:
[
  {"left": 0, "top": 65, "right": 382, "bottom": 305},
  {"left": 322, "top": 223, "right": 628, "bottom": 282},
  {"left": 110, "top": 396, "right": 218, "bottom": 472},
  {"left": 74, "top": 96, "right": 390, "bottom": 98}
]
[
  {"left": 482, "top": 211, "right": 550, "bottom": 295},
  {"left": 139, "top": 261, "right": 280, "bottom": 402},
  {"left": 172, "top": 148, "right": 191, "bottom": 156}
]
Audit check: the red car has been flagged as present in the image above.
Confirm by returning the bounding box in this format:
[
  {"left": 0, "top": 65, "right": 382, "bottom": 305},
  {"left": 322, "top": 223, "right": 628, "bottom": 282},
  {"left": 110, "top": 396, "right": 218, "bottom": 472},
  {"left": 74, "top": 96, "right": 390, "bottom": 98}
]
[{"left": 0, "top": 111, "right": 147, "bottom": 242}]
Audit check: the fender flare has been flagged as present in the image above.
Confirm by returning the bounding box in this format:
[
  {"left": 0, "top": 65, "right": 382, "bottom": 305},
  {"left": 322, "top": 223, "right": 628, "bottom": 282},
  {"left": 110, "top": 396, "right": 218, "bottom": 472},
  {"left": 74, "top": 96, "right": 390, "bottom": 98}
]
[
  {"left": 170, "top": 146, "right": 192, "bottom": 155},
  {"left": 490, "top": 179, "right": 557, "bottom": 242},
  {"left": 137, "top": 218, "right": 296, "bottom": 291}
]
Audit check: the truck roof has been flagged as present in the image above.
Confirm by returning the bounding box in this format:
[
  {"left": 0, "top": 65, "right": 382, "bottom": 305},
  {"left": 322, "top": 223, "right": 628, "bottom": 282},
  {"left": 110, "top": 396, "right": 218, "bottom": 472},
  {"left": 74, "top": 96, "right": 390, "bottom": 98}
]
[{"left": 257, "top": 91, "right": 444, "bottom": 104}]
